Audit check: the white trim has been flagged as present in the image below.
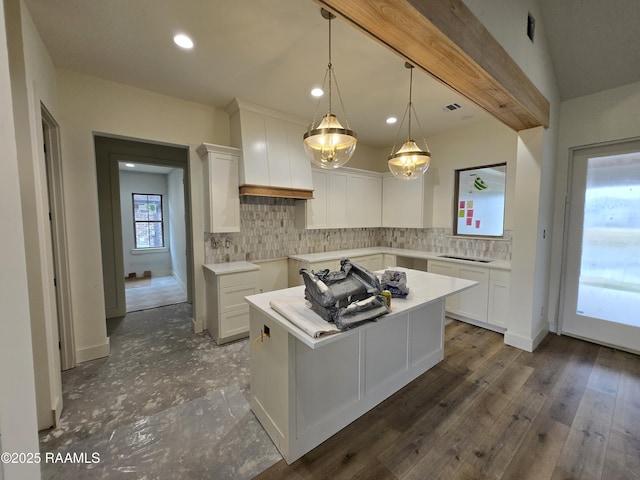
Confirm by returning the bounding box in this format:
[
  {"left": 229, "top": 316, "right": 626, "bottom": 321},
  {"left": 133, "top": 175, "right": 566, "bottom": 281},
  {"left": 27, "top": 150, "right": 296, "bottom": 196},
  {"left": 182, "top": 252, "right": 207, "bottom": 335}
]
[
  {"left": 172, "top": 270, "right": 187, "bottom": 294},
  {"left": 76, "top": 339, "right": 110, "bottom": 363},
  {"left": 130, "top": 247, "right": 168, "bottom": 255},
  {"left": 504, "top": 326, "right": 548, "bottom": 352}
]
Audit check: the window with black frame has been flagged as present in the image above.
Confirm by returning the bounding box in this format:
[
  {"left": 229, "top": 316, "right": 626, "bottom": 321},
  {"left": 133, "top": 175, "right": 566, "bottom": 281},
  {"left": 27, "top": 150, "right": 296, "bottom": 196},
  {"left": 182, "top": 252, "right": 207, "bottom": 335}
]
[
  {"left": 132, "top": 193, "right": 164, "bottom": 248},
  {"left": 453, "top": 163, "right": 506, "bottom": 237}
]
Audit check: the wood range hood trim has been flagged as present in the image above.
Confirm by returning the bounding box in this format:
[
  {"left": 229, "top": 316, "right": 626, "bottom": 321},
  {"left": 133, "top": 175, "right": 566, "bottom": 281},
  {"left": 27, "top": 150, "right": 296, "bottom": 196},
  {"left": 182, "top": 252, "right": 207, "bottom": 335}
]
[
  {"left": 313, "top": 0, "right": 550, "bottom": 132},
  {"left": 239, "top": 184, "right": 314, "bottom": 200}
]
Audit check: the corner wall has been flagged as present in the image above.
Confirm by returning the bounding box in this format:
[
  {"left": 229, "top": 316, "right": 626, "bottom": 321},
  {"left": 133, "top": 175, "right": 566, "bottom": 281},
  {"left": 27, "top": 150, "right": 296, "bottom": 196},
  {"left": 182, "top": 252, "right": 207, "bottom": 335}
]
[
  {"left": 57, "top": 69, "right": 229, "bottom": 338},
  {"left": 0, "top": 0, "right": 40, "bottom": 477}
]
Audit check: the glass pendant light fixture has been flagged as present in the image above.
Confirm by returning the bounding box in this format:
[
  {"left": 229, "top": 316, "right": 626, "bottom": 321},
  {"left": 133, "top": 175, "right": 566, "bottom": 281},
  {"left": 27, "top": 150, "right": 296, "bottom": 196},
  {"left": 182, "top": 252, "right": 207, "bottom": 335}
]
[
  {"left": 303, "top": 8, "right": 357, "bottom": 169},
  {"left": 388, "top": 62, "right": 431, "bottom": 180}
]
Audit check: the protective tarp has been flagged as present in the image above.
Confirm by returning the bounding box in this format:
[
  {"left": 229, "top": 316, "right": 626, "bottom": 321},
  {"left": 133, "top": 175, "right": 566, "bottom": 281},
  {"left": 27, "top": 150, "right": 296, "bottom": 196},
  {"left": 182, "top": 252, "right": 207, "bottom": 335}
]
[
  {"left": 299, "top": 258, "right": 390, "bottom": 330},
  {"left": 380, "top": 270, "right": 410, "bottom": 298}
]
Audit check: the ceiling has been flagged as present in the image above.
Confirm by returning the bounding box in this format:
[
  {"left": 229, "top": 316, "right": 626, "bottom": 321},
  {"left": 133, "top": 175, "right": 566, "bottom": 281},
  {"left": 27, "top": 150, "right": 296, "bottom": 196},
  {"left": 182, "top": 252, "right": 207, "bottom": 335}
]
[
  {"left": 537, "top": 0, "right": 640, "bottom": 100},
  {"left": 22, "top": 0, "right": 640, "bottom": 148},
  {"left": 22, "top": 0, "right": 492, "bottom": 149}
]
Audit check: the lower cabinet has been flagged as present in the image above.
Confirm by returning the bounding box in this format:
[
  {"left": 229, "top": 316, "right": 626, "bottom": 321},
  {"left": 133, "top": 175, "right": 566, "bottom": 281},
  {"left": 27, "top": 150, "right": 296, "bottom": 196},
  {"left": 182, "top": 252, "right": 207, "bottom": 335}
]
[
  {"left": 288, "top": 259, "right": 341, "bottom": 287},
  {"left": 205, "top": 267, "right": 260, "bottom": 344},
  {"left": 350, "top": 254, "right": 384, "bottom": 271},
  {"left": 488, "top": 269, "right": 510, "bottom": 328},
  {"left": 428, "top": 260, "right": 508, "bottom": 329}
]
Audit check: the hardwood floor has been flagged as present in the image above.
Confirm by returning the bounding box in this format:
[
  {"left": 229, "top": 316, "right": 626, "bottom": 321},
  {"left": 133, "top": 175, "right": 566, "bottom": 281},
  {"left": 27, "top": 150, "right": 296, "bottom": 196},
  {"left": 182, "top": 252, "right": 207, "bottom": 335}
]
[{"left": 254, "top": 320, "right": 640, "bottom": 480}]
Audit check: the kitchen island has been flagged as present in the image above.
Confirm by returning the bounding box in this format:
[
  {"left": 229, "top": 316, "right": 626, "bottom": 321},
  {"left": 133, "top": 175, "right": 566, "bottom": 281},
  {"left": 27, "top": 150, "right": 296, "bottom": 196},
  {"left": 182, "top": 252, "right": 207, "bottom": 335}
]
[{"left": 245, "top": 268, "right": 476, "bottom": 464}]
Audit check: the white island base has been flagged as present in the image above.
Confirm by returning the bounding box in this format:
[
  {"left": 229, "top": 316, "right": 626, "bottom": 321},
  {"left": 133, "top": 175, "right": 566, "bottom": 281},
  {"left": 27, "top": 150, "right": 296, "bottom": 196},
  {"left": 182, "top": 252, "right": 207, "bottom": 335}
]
[{"left": 246, "top": 268, "right": 476, "bottom": 464}]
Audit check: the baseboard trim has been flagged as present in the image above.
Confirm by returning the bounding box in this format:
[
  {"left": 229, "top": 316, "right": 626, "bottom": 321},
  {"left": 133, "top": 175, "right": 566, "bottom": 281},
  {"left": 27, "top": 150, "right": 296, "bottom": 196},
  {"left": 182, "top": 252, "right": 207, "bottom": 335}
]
[
  {"left": 172, "top": 270, "right": 188, "bottom": 294},
  {"left": 76, "top": 339, "right": 110, "bottom": 363},
  {"left": 504, "top": 326, "right": 548, "bottom": 352}
]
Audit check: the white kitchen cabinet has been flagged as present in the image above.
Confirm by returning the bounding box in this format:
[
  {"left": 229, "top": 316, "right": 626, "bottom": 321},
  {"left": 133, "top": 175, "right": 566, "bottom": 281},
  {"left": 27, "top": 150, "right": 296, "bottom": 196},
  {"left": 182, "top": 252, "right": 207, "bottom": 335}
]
[
  {"left": 288, "top": 258, "right": 342, "bottom": 287},
  {"left": 382, "top": 173, "right": 432, "bottom": 228},
  {"left": 348, "top": 173, "right": 382, "bottom": 228},
  {"left": 197, "top": 143, "right": 241, "bottom": 233},
  {"left": 383, "top": 254, "right": 396, "bottom": 269},
  {"left": 329, "top": 171, "right": 349, "bottom": 227},
  {"left": 306, "top": 170, "right": 329, "bottom": 228},
  {"left": 204, "top": 263, "right": 260, "bottom": 344},
  {"left": 457, "top": 265, "right": 489, "bottom": 322},
  {"left": 488, "top": 269, "right": 510, "bottom": 328},
  {"left": 351, "top": 253, "right": 384, "bottom": 271},
  {"left": 296, "top": 167, "right": 382, "bottom": 229},
  {"left": 427, "top": 259, "right": 508, "bottom": 330},
  {"left": 427, "top": 260, "right": 460, "bottom": 313},
  {"left": 227, "top": 99, "right": 313, "bottom": 198}
]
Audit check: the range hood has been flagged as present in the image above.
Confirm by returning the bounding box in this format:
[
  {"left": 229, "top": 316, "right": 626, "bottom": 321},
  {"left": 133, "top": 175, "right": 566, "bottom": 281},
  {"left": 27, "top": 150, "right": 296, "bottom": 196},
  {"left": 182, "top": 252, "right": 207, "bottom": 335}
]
[{"left": 226, "top": 99, "right": 314, "bottom": 199}]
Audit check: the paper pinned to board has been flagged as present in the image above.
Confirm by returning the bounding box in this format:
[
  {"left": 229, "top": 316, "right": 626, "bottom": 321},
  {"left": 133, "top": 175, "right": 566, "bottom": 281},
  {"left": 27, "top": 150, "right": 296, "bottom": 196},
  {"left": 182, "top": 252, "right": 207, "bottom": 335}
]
[{"left": 269, "top": 298, "right": 341, "bottom": 338}]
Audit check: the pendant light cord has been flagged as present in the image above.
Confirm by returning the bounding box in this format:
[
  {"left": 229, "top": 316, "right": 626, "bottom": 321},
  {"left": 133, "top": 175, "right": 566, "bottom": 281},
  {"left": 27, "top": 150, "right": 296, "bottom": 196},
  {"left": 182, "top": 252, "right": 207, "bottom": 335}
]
[
  {"left": 407, "top": 65, "right": 413, "bottom": 141},
  {"left": 327, "top": 15, "right": 332, "bottom": 116}
]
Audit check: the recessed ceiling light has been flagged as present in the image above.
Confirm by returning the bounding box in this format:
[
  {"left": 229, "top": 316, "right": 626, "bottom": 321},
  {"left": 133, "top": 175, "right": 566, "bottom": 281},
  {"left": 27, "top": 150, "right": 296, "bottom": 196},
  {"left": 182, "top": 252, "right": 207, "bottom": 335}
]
[
  {"left": 386, "top": 117, "right": 397, "bottom": 124},
  {"left": 311, "top": 87, "right": 324, "bottom": 97},
  {"left": 125, "top": 163, "right": 135, "bottom": 168},
  {"left": 173, "top": 34, "right": 194, "bottom": 49}
]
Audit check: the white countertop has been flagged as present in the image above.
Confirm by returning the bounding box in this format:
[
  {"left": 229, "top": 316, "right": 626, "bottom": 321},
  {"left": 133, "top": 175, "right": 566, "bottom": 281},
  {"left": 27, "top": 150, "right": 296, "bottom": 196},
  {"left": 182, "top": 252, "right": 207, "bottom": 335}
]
[
  {"left": 202, "top": 261, "right": 259, "bottom": 275},
  {"left": 245, "top": 267, "right": 477, "bottom": 349},
  {"left": 288, "top": 246, "right": 511, "bottom": 270}
]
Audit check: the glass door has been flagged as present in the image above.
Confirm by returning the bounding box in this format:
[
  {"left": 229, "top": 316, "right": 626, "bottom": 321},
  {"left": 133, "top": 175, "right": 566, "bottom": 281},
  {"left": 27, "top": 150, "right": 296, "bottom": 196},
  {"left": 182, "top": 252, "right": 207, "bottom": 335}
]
[{"left": 561, "top": 140, "right": 640, "bottom": 353}]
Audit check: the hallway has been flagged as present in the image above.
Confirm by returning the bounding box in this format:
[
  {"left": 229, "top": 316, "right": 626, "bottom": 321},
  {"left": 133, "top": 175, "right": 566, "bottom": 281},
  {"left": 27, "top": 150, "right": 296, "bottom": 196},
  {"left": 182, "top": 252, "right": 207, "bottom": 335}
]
[
  {"left": 39, "top": 303, "right": 280, "bottom": 479},
  {"left": 125, "top": 274, "right": 188, "bottom": 312}
]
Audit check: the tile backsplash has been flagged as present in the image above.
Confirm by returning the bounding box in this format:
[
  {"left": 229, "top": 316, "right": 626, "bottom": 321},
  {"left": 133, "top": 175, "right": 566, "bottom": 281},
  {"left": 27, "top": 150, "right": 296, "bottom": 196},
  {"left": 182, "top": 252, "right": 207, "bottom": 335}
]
[{"left": 204, "top": 196, "right": 512, "bottom": 264}]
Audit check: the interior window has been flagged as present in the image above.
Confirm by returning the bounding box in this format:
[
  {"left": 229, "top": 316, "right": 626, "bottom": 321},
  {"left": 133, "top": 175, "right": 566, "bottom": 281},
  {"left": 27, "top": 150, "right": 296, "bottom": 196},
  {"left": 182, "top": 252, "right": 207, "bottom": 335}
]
[{"left": 453, "top": 164, "right": 506, "bottom": 237}]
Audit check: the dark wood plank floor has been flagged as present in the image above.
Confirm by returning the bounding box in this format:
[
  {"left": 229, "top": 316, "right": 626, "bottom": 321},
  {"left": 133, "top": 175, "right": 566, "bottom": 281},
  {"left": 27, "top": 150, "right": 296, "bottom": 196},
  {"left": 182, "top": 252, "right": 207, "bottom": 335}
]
[{"left": 254, "top": 320, "right": 640, "bottom": 480}]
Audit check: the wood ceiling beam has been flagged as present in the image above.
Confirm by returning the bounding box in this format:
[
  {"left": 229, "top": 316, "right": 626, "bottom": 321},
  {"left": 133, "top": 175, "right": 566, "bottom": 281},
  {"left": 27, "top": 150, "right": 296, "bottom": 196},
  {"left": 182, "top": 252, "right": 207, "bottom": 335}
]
[{"left": 313, "top": 0, "right": 550, "bottom": 131}]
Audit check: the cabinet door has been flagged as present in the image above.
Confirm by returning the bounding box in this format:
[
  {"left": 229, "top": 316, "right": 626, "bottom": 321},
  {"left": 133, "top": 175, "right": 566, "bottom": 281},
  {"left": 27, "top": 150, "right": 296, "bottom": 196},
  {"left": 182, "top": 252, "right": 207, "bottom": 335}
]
[
  {"left": 308, "top": 170, "right": 328, "bottom": 229},
  {"left": 265, "top": 117, "right": 292, "bottom": 188},
  {"left": 457, "top": 266, "right": 489, "bottom": 322},
  {"left": 383, "top": 254, "right": 396, "bottom": 269},
  {"left": 348, "top": 174, "right": 382, "bottom": 227},
  {"left": 328, "top": 172, "right": 348, "bottom": 227},
  {"left": 239, "top": 109, "right": 270, "bottom": 186},
  {"left": 382, "top": 175, "right": 424, "bottom": 228},
  {"left": 286, "top": 122, "right": 314, "bottom": 191},
  {"left": 427, "top": 261, "right": 460, "bottom": 313},
  {"left": 488, "top": 280, "right": 509, "bottom": 328},
  {"left": 203, "top": 149, "right": 240, "bottom": 233}
]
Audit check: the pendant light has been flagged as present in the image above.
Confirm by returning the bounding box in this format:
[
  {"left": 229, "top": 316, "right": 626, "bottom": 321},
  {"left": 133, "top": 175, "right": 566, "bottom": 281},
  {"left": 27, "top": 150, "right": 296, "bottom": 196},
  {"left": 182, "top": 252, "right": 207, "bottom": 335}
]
[
  {"left": 303, "top": 8, "right": 357, "bottom": 169},
  {"left": 388, "top": 62, "right": 431, "bottom": 180}
]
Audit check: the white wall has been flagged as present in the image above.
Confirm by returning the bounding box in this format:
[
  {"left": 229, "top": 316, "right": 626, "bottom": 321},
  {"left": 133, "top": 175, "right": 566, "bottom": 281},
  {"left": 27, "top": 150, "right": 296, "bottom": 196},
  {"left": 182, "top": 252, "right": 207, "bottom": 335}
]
[
  {"left": 0, "top": 0, "right": 41, "bottom": 477},
  {"left": 119, "top": 170, "right": 172, "bottom": 277},
  {"left": 428, "top": 119, "right": 518, "bottom": 230},
  {"left": 168, "top": 168, "right": 188, "bottom": 292},
  {"left": 57, "top": 69, "right": 229, "bottom": 341},
  {"left": 548, "top": 81, "right": 640, "bottom": 332},
  {"left": 6, "top": 0, "right": 62, "bottom": 431},
  {"left": 463, "top": 0, "right": 561, "bottom": 350}
]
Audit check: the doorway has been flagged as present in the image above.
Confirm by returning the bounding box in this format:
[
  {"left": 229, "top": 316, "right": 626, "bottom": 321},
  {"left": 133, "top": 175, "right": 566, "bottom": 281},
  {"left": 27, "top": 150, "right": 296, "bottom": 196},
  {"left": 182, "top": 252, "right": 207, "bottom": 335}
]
[
  {"left": 41, "top": 105, "right": 75, "bottom": 371},
  {"left": 95, "top": 135, "right": 193, "bottom": 319},
  {"left": 560, "top": 139, "right": 640, "bottom": 353},
  {"left": 118, "top": 161, "right": 188, "bottom": 312}
]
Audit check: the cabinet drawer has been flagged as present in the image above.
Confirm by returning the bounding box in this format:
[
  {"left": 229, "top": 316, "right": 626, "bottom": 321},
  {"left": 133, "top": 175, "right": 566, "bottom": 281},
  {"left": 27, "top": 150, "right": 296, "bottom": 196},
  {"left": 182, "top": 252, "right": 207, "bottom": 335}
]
[
  {"left": 220, "top": 309, "right": 250, "bottom": 339},
  {"left": 490, "top": 269, "right": 510, "bottom": 283},
  {"left": 220, "top": 283, "right": 258, "bottom": 311},
  {"left": 219, "top": 270, "right": 259, "bottom": 288}
]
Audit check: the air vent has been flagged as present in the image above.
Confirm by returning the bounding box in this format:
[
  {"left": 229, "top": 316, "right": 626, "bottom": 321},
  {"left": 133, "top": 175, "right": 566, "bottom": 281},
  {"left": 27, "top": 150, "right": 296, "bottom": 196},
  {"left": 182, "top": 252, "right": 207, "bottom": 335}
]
[{"left": 442, "top": 103, "right": 462, "bottom": 112}]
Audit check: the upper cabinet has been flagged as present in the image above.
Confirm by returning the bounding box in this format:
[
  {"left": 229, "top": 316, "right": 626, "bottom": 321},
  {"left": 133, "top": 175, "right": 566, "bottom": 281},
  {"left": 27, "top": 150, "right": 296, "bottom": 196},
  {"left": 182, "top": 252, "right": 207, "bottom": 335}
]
[
  {"left": 197, "top": 143, "right": 241, "bottom": 233},
  {"left": 382, "top": 173, "right": 432, "bottom": 228},
  {"left": 296, "top": 167, "right": 381, "bottom": 229},
  {"left": 226, "top": 99, "right": 314, "bottom": 199}
]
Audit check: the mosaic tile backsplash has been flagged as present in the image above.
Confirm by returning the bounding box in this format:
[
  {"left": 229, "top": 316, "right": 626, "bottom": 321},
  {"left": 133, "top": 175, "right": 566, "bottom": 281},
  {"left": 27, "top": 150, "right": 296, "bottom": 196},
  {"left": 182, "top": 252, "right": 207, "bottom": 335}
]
[{"left": 204, "top": 196, "right": 512, "bottom": 264}]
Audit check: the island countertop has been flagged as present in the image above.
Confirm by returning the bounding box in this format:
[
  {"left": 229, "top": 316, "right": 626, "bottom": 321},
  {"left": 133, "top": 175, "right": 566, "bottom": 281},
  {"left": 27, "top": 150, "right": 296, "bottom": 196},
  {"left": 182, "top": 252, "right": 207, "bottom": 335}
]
[{"left": 245, "top": 267, "right": 476, "bottom": 349}]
